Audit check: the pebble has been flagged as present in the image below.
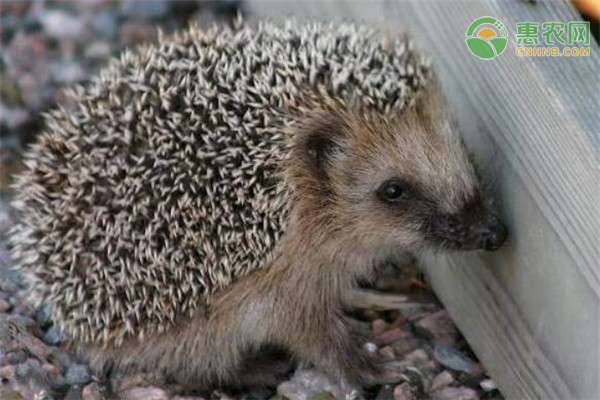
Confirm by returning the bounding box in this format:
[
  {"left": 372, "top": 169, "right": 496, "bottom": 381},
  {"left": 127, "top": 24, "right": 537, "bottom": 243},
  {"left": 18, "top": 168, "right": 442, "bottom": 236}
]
[
  {"left": 82, "top": 382, "right": 104, "bottom": 400},
  {"left": 43, "top": 325, "right": 66, "bottom": 346},
  {"left": 0, "top": 298, "right": 11, "bottom": 313},
  {"left": 433, "top": 343, "right": 478, "bottom": 375},
  {"left": 364, "top": 341, "right": 378, "bottom": 353},
  {"left": 120, "top": 386, "right": 170, "bottom": 400},
  {"left": 393, "top": 382, "right": 415, "bottom": 400},
  {"left": 414, "top": 311, "right": 459, "bottom": 345},
  {"left": 277, "top": 369, "right": 344, "bottom": 400},
  {"left": 35, "top": 305, "right": 53, "bottom": 329},
  {"left": 430, "top": 371, "right": 454, "bottom": 391},
  {"left": 2, "top": 350, "right": 28, "bottom": 365},
  {"left": 374, "top": 328, "right": 408, "bottom": 346},
  {"left": 64, "top": 364, "right": 91, "bottom": 385},
  {"left": 41, "top": 362, "right": 61, "bottom": 378},
  {"left": 480, "top": 378, "right": 497, "bottom": 392},
  {"left": 379, "top": 346, "right": 396, "bottom": 361},
  {"left": 39, "top": 10, "right": 85, "bottom": 40},
  {"left": 84, "top": 41, "right": 112, "bottom": 60},
  {"left": 404, "top": 349, "right": 429, "bottom": 365},
  {"left": 120, "top": 0, "right": 170, "bottom": 19},
  {"left": 431, "top": 386, "right": 479, "bottom": 400},
  {"left": 90, "top": 10, "right": 118, "bottom": 39},
  {"left": 0, "top": 364, "right": 16, "bottom": 380},
  {"left": 0, "top": 105, "right": 29, "bottom": 130},
  {"left": 371, "top": 319, "right": 387, "bottom": 336},
  {"left": 49, "top": 61, "right": 85, "bottom": 83},
  {"left": 391, "top": 336, "right": 420, "bottom": 356}
]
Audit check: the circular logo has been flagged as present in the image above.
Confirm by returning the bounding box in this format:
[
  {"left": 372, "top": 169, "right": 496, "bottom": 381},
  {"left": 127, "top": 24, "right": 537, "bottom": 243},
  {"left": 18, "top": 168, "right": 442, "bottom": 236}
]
[{"left": 465, "top": 17, "right": 508, "bottom": 60}]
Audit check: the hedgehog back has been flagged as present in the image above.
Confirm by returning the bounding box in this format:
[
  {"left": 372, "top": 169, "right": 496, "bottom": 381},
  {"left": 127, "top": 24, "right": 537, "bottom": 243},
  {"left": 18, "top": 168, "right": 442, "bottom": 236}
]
[{"left": 11, "top": 20, "right": 429, "bottom": 344}]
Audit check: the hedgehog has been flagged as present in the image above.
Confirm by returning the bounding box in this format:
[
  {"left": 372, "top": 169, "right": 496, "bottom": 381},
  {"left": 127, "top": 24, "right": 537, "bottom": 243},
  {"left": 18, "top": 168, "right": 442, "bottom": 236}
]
[{"left": 10, "top": 19, "right": 507, "bottom": 393}]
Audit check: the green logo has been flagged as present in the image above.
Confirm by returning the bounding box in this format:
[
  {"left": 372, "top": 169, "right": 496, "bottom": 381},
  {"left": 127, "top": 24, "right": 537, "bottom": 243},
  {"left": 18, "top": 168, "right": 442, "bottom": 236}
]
[{"left": 465, "top": 17, "right": 508, "bottom": 60}]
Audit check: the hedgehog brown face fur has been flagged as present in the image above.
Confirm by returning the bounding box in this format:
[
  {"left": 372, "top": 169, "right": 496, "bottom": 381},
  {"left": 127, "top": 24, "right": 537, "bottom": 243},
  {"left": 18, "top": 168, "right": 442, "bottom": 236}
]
[{"left": 288, "top": 83, "right": 506, "bottom": 268}]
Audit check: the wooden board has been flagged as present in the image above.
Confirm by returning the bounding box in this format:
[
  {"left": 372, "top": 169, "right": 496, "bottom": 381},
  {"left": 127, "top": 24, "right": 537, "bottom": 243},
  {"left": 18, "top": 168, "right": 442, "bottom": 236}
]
[{"left": 246, "top": 1, "right": 600, "bottom": 399}]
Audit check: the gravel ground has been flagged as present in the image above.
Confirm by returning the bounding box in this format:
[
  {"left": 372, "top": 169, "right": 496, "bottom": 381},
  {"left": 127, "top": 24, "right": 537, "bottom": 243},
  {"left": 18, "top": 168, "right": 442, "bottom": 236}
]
[{"left": 0, "top": 1, "right": 505, "bottom": 399}]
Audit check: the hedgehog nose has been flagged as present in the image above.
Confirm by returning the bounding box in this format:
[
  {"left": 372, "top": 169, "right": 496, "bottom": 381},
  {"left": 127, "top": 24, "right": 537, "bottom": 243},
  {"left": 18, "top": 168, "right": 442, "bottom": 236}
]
[{"left": 478, "top": 222, "right": 508, "bottom": 251}]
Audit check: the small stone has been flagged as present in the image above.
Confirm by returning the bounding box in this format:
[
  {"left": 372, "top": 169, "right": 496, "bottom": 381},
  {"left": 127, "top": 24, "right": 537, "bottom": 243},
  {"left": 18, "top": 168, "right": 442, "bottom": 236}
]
[
  {"left": 372, "top": 319, "right": 387, "bottom": 336},
  {"left": 90, "top": 10, "right": 118, "bottom": 39},
  {"left": 391, "top": 337, "right": 419, "bottom": 356},
  {"left": 50, "top": 61, "right": 85, "bottom": 83},
  {"left": 0, "top": 298, "right": 11, "bottom": 312},
  {"left": 379, "top": 346, "right": 396, "bottom": 361},
  {"left": 2, "top": 350, "right": 27, "bottom": 365},
  {"left": 120, "top": 0, "right": 170, "bottom": 19},
  {"left": 172, "top": 397, "right": 206, "bottom": 400},
  {"left": 82, "top": 382, "right": 104, "bottom": 400},
  {"left": 84, "top": 42, "right": 112, "bottom": 60},
  {"left": 430, "top": 371, "right": 454, "bottom": 391},
  {"left": 42, "top": 362, "right": 61, "bottom": 377},
  {"left": 40, "top": 10, "right": 85, "bottom": 40},
  {"left": 404, "top": 349, "right": 429, "bottom": 365},
  {"left": 479, "top": 379, "right": 497, "bottom": 392},
  {"left": 277, "top": 369, "right": 345, "bottom": 400},
  {"left": 414, "top": 311, "right": 458, "bottom": 345},
  {"left": 431, "top": 386, "right": 479, "bottom": 400},
  {"left": 374, "top": 328, "right": 408, "bottom": 346},
  {"left": 0, "top": 364, "right": 16, "bottom": 380},
  {"left": 364, "top": 342, "right": 378, "bottom": 353},
  {"left": 120, "top": 387, "right": 169, "bottom": 400},
  {"left": 393, "top": 382, "right": 415, "bottom": 400},
  {"left": 65, "top": 364, "right": 91, "bottom": 385},
  {"left": 35, "top": 305, "right": 52, "bottom": 329},
  {"left": 43, "top": 326, "right": 66, "bottom": 345},
  {"left": 433, "top": 343, "right": 477, "bottom": 374}
]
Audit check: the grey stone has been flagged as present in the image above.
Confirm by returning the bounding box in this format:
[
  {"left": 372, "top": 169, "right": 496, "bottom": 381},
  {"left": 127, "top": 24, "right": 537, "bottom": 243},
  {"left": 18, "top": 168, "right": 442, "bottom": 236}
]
[
  {"left": 120, "top": 386, "right": 169, "bottom": 400},
  {"left": 39, "top": 10, "right": 84, "bottom": 40},
  {"left": 50, "top": 61, "right": 85, "bottom": 83},
  {"left": 35, "top": 305, "right": 52, "bottom": 329},
  {"left": 120, "top": 0, "right": 170, "bottom": 19},
  {"left": 43, "top": 326, "right": 65, "bottom": 346},
  {"left": 65, "top": 364, "right": 91, "bottom": 385},
  {"left": 433, "top": 343, "right": 477, "bottom": 374},
  {"left": 90, "top": 10, "right": 118, "bottom": 39},
  {"left": 277, "top": 369, "right": 349, "bottom": 400}
]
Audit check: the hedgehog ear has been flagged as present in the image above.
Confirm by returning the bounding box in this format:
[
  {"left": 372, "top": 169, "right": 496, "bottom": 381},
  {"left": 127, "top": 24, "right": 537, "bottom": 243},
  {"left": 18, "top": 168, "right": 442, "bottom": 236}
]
[
  {"left": 304, "top": 131, "right": 336, "bottom": 176},
  {"left": 301, "top": 113, "right": 343, "bottom": 179}
]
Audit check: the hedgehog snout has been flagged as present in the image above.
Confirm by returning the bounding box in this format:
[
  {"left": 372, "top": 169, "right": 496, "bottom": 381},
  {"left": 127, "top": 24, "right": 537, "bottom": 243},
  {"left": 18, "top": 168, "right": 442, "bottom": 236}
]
[
  {"left": 428, "top": 212, "right": 507, "bottom": 251},
  {"left": 474, "top": 218, "right": 508, "bottom": 251}
]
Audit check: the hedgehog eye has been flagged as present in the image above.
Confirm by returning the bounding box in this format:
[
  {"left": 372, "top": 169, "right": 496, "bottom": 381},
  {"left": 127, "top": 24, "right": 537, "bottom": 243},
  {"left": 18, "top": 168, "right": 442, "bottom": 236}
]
[{"left": 377, "top": 179, "right": 412, "bottom": 203}]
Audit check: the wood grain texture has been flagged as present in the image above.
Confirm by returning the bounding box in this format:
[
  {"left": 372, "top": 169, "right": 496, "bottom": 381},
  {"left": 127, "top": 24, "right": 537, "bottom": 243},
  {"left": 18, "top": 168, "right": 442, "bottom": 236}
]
[{"left": 246, "top": 1, "right": 600, "bottom": 399}]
